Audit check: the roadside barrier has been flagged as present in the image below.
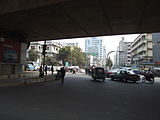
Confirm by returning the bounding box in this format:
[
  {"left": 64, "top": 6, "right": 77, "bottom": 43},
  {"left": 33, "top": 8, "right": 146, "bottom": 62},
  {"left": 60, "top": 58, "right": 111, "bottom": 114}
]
[{"left": 23, "top": 74, "right": 56, "bottom": 84}]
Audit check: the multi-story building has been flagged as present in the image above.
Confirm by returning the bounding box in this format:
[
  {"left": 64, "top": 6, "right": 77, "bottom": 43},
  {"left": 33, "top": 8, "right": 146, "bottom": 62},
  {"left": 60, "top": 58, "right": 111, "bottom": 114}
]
[
  {"left": 27, "top": 41, "right": 62, "bottom": 65},
  {"left": 85, "top": 37, "right": 105, "bottom": 66},
  {"left": 130, "top": 34, "right": 153, "bottom": 67},
  {"left": 85, "top": 37, "right": 103, "bottom": 59},
  {"left": 102, "top": 46, "right": 107, "bottom": 67},
  {"left": 63, "top": 42, "right": 79, "bottom": 47},
  {"left": 152, "top": 33, "right": 160, "bottom": 66},
  {"left": 126, "top": 42, "right": 132, "bottom": 65},
  {"left": 115, "top": 37, "right": 132, "bottom": 67},
  {"left": 27, "top": 41, "right": 42, "bottom": 64},
  {"left": 45, "top": 41, "right": 62, "bottom": 56}
]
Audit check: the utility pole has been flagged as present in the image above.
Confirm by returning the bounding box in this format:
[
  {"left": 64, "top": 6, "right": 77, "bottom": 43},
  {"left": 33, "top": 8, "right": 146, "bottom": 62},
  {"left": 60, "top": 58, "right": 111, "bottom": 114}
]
[{"left": 42, "top": 40, "right": 47, "bottom": 76}]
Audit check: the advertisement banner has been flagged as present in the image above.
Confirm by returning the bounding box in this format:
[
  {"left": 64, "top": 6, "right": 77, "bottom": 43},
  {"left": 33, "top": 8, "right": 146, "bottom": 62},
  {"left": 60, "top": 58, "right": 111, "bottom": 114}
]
[
  {"left": 0, "top": 38, "right": 21, "bottom": 63},
  {"left": 87, "top": 46, "right": 98, "bottom": 57},
  {"left": 65, "top": 62, "right": 69, "bottom": 67}
]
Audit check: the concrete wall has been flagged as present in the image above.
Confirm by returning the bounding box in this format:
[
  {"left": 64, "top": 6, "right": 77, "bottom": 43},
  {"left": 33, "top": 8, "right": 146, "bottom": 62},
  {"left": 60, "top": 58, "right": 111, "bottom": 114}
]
[{"left": 0, "top": 64, "right": 22, "bottom": 75}]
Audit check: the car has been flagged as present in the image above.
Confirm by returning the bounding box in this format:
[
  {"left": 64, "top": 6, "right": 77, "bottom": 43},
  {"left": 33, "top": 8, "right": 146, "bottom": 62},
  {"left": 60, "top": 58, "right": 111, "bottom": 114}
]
[
  {"left": 152, "top": 68, "right": 160, "bottom": 77},
  {"left": 26, "top": 61, "right": 40, "bottom": 71},
  {"left": 105, "top": 69, "right": 120, "bottom": 78},
  {"left": 120, "top": 67, "right": 132, "bottom": 71},
  {"left": 110, "top": 70, "right": 140, "bottom": 83},
  {"left": 26, "top": 64, "right": 35, "bottom": 71}
]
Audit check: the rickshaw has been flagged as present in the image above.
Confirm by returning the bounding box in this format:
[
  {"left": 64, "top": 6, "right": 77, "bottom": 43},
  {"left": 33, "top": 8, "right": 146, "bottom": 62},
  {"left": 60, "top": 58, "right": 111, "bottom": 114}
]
[{"left": 92, "top": 67, "right": 105, "bottom": 81}]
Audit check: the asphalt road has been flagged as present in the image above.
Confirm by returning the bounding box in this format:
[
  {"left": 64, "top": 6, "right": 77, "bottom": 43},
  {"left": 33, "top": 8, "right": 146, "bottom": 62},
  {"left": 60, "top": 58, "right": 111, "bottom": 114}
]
[{"left": 0, "top": 73, "right": 160, "bottom": 120}]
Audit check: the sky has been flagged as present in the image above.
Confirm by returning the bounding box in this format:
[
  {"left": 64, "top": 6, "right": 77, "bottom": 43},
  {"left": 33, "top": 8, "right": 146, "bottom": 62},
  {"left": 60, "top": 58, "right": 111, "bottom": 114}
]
[{"left": 53, "top": 34, "right": 140, "bottom": 60}]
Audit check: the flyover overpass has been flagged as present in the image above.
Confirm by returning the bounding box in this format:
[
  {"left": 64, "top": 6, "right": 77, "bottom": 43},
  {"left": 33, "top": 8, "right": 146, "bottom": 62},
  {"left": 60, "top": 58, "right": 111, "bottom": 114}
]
[
  {"left": 0, "top": 0, "right": 160, "bottom": 42},
  {"left": 0, "top": 0, "right": 160, "bottom": 76}
]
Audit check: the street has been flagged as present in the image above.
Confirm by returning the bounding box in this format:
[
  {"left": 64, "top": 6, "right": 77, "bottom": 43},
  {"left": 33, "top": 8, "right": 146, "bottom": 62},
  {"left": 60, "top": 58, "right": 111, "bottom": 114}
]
[{"left": 0, "top": 73, "right": 160, "bottom": 120}]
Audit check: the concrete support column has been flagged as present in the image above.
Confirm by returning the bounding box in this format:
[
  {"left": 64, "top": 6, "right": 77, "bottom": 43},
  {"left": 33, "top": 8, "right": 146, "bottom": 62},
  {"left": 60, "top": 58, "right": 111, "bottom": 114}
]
[{"left": 0, "top": 32, "right": 28, "bottom": 76}]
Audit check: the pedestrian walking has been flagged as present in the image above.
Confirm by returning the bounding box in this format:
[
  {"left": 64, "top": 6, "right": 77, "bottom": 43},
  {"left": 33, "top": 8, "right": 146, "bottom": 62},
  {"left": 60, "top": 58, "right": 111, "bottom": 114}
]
[
  {"left": 39, "top": 66, "right": 43, "bottom": 77},
  {"left": 55, "top": 70, "right": 61, "bottom": 80},
  {"left": 44, "top": 65, "right": 48, "bottom": 75},
  {"left": 51, "top": 65, "right": 54, "bottom": 74},
  {"left": 60, "top": 67, "right": 66, "bottom": 85},
  {"left": 72, "top": 68, "right": 76, "bottom": 74}
]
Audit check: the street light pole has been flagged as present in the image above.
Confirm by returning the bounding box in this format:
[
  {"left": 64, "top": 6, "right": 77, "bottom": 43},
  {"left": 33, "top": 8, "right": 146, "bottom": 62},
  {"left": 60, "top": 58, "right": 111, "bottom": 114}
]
[
  {"left": 107, "top": 51, "right": 115, "bottom": 58},
  {"left": 106, "top": 51, "right": 115, "bottom": 70}
]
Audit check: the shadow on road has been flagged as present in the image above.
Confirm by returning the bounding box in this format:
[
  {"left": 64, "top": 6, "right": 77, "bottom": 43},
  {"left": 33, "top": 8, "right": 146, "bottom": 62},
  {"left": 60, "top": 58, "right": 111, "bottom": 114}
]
[{"left": 108, "top": 79, "right": 141, "bottom": 84}]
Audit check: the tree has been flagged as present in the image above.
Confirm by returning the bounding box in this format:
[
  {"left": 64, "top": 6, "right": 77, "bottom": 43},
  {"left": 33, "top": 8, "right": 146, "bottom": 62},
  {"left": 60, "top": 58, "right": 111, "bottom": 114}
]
[
  {"left": 71, "top": 47, "right": 85, "bottom": 66},
  {"left": 43, "top": 56, "right": 55, "bottom": 65},
  {"left": 57, "top": 46, "right": 86, "bottom": 67},
  {"left": 106, "top": 57, "right": 113, "bottom": 69},
  {"left": 27, "top": 49, "right": 40, "bottom": 61},
  {"left": 57, "top": 46, "right": 71, "bottom": 65}
]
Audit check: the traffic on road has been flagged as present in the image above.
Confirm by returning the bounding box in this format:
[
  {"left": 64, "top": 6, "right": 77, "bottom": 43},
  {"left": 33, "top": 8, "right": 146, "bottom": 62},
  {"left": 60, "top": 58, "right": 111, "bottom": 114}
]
[{"left": 85, "top": 66, "right": 159, "bottom": 84}]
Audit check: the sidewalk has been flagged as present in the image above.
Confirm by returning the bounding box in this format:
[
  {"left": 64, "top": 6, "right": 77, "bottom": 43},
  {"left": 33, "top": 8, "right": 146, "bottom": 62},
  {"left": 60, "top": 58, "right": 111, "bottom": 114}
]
[
  {"left": 0, "top": 71, "right": 85, "bottom": 87},
  {"left": 0, "top": 71, "right": 56, "bottom": 87}
]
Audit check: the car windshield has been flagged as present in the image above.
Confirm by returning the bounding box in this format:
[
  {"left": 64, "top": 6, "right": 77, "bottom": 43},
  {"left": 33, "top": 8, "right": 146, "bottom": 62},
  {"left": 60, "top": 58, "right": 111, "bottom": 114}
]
[
  {"left": 28, "top": 64, "right": 32, "bottom": 66},
  {"left": 109, "top": 69, "right": 119, "bottom": 72},
  {"left": 95, "top": 68, "right": 104, "bottom": 73},
  {"left": 97, "top": 69, "right": 103, "bottom": 73},
  {"left": 128, "top": 71, "right": 135, "bottom": 74}
]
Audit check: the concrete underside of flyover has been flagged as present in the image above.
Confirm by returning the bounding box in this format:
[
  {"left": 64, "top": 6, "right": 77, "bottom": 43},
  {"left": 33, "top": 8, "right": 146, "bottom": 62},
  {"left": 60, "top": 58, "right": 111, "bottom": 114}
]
[
  {"left": 0, "top": 0, "right": 160, "bottom": 42},
  {"left": 1, "top": 0, "right": 160, "bottom": 76}
]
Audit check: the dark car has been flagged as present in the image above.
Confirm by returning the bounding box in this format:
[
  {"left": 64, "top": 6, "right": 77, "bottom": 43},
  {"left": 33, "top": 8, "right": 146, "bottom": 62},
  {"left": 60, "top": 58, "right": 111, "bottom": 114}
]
[
  {"left": 110, "top": 70, "right": 140, "bottom": 83},
  {"left": 153, "top": 68, "right": 160, "bottom": 77},
  {"left": 106, "top": 69, "right": 120, "bottom": 78}
]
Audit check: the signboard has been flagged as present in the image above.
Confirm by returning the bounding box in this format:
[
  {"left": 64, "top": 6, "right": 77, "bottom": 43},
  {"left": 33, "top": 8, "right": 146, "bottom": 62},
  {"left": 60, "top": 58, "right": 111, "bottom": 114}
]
[
  {"left": 87, "top": 46, "right": 98, "bottom": 57},
  {"left": 65, "top": 62, "right": 69, "bottom": 66},
  {"left": 0, "top": 38, "right": 21, "bottom": 63}
]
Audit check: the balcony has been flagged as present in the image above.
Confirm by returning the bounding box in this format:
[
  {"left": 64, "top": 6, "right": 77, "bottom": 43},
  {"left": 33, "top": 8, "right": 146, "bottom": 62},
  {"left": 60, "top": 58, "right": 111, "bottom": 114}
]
[{"left": 137, "top": 47, "right": 147, "bottom": 53}]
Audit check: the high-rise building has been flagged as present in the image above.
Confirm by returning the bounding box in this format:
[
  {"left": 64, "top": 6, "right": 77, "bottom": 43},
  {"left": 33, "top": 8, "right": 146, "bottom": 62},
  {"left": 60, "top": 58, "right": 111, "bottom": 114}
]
[
  {"left": 115, "top": 37, "right": 132, "bottom": 67},
  {"left": 85, "top": 37, "right": 105, "bottom": 66},
  {"left": 85, "top": 37, "right": 103, "bottom": 59}
]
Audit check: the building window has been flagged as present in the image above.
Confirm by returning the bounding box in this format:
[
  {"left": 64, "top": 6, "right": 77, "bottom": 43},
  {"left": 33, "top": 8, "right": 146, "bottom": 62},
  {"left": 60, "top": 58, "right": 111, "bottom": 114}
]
[
  {"left": 46, "top": 47, "right": 49, "bottom": 50},
  {"left": 142, "top": 35, "right": 145, "bottom": 40},
  {"left": 31, "top": 46, "right": 35, "bottom": 50}
]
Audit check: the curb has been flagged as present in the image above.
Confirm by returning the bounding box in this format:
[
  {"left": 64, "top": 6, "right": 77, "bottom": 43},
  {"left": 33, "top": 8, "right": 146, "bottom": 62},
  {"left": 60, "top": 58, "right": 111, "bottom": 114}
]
[{"left": 0, "top": 74, "right": 56, "bottom": 87}]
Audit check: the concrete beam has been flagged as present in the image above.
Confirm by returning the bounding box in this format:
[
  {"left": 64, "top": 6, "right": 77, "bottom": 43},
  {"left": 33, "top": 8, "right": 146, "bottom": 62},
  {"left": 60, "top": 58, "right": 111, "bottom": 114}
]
[
  {"left": 0, "top": 0, "right": 160, "bottom": 42},
  {"left": 0, "top": 0, "right": 70, "bottom": 15}
]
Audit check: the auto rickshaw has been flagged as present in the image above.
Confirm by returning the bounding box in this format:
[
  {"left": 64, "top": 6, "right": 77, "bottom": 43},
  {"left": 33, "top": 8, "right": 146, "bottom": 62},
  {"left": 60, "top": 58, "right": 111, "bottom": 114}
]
[{"left": 92, "top": 67, "right": 105, "bottom": 81}]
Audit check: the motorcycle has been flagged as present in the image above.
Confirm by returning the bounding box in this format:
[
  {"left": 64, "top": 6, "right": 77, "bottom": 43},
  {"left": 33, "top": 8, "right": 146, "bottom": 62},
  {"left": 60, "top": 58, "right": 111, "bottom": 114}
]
[{"left": 141, "top": 72, "right": 154, "bottom": 84}]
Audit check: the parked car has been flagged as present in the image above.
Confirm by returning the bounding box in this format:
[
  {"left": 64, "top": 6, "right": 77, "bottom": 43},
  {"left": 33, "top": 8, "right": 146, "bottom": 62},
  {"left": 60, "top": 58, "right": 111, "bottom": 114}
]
[
  {"left": 105, "top": 69, "right": 120, "bottom": 78},
  {"left": 26, "top": 64, "right": 35, "bottom": 71},
  {"left": 110, "top": 70, "right": 140, "bottom": 83},
  {"left": 26, "top": 61, "right": 40, "bottom": 71}
]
